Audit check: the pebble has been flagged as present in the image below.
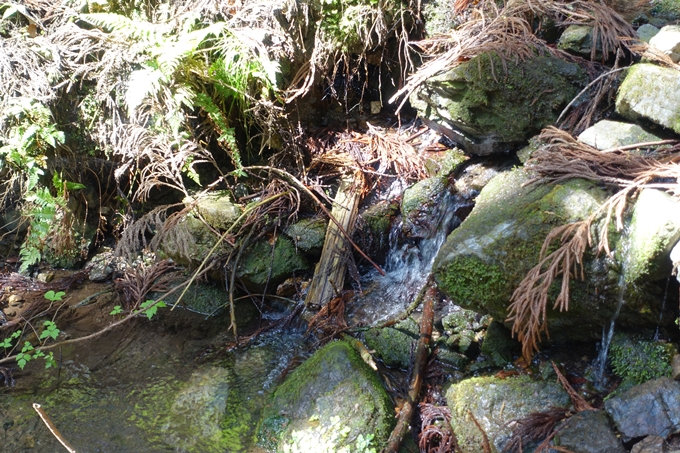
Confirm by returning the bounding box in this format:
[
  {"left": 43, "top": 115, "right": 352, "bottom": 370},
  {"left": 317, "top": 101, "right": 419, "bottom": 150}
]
[
  {"left": 36, "top": 272, "right": 55, "bottom": 283},
  {"left": 7, "top": 295, "right": 23, "bottom": 307}
]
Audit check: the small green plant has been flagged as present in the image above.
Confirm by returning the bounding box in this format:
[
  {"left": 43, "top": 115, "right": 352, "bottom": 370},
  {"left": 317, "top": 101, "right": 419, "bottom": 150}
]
[
  {"left": 16, "top": 341, "right": 57, "bottom": 370},
  {"left": 110, "top": 305, "right": 123, "bottom": 316},
  {"left": 355, "top": 433, "right": 377, "bottom": 453},
  {"left": 44, "top": 290, "right": 65, "bottom": 302},
  {"left": 136, "top": 300, "right": 167, "bottom": 320},
  {"left": 609, "top": 333, "right": 674, "bottom": 385},
  {"left": 39, "top": 320, "right": 60, "bottom": 341},
  {"left": 0, "top": 330, "right": 21, "bottom": 349}
]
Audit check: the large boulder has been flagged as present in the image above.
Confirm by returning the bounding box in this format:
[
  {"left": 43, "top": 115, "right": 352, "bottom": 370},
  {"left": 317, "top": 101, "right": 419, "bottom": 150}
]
[
  {"left": 446, "top": 375, "right": 570, "bottom": 453},
  {"left": 432, "top": 168, "right": 671, "bottom": 344},
  {"left": 649, "top": 25, "right": 680, "bottom": 62},
  {"left": 410, "top": 52, "right": 587, "bottom": 156},
  {"left": 616, "top": 64, "right": 680, "bottom": 134},
  {"left": 258, "top": 340, "right": 394, "bottom": 453}
]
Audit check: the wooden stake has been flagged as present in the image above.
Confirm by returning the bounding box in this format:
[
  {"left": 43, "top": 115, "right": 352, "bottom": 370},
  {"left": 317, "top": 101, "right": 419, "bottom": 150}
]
[{"left": 305, "top": 171, "right": 363, "bottom": 308}]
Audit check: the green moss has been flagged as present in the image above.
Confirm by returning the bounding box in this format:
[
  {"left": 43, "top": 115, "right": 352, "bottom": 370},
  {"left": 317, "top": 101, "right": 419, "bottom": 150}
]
[
  {"left": 258, "top": 340, "right": 394, "bottom": 452},
  {"left": 652, "top": 0, "right": 680, "bottom": 19},
  {"left": 284, "top": 218, "right": 327, "bottom": 252},
  {"left": 364, "top": 318, "right": 419, "bottom": 368},
  {"left": 436, "top": 254, "right": 509, "bottom": 312},
  {"left": 609, "top": 333, "right": 675, "bottom": 385},
  {"left": 236, "top": 236, "right": 309, "bottom": 289}
]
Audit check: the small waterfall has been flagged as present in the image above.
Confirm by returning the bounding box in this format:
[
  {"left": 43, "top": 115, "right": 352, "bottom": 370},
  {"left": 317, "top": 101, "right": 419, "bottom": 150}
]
[
  {"left": 654, "top": 277, "right": 671, "bottom": 341},
  {"left": 347, "top": 190, "right": 464, "bottom": 325},
  {"left": 593, "top": 273, "right": 626, "bottom": 386}
]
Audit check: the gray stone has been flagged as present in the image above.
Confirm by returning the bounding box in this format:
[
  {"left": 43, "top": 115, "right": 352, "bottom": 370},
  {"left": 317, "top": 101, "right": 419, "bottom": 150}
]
[
  {"left": 410, "top": 52, "right": 586, "bottom": 156},
  {"left": 578, "top": 120, "right": 662, "bottom": 150},
  {"left": 638, "top": 24, "right": 661, "bottom": 43},
  {"left": 649, "top": 25, "right": 680, "bottom": 62},
  {"left": 625, "top": 188, "right": 680, "bottom": 282},
  {"left": 446, "top": 375, "right": 570, "bottom": 453},
  {"left": 605, "top": 377, "right": 680, "bottom": 441},
  {"left": 258, "top": 340, "right": 394, "bottom": 452},
  {"left": 631, "top": 436, "right": 666, "bottom": 453},
  {"left": 363, "top": 318, "right": 419, "bottom": 369},
  {"left": 616, "top": 64, "right": 680, "bottom": 134},
  {"left": 553, "top": 410, "right": 625, "bottom": 453}
]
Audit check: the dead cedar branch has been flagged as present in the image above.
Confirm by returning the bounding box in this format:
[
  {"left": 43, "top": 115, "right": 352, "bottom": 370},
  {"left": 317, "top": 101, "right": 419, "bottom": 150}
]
[{"left": 507, "top": 127, "right": 680, "bottom": 361}]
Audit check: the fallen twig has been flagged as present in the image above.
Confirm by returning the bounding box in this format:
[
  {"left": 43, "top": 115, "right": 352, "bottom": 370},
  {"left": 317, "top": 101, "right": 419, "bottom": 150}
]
[
  {"left": 383, "top": 286, "right": 437, "bottom": 453},
  {"left": 33, "top": 403, "right": 78, "bottom": 453}
]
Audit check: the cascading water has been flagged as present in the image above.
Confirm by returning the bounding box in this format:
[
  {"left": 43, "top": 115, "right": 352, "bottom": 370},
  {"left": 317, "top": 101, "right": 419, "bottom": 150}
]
[
  {"left": 593, "top": 273, "right": 626, "bottom": 386},
  {"left": 346, "top": 188, "right": 466, "bottom": 325}
]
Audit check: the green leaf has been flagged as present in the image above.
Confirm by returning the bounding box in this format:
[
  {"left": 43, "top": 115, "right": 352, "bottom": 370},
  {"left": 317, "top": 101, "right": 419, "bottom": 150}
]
[
  {"left": 44, "top": 290, "right": 65, "bottom": 301},
  {"left": 110, "top": 305, "right": 123, "bottom": 316},
  {"left": 138, "top": 300, "right": 167, "bottom": 320},
  {"left": 39, "top": 320, "right": 60, "bottom": 341}
]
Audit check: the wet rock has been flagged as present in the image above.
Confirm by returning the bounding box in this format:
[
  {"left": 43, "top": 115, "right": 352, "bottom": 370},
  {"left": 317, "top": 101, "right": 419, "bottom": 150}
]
[
  {"left": 553, "top": 410, "right": 625, "bottom": 453},
  {"left": 363, "top": 317, "right": 418, "bottom": 369},
  {"left": 86, "top": 248, "right": 124, "bottom": 282},
  {"left": 672, "top": 354, "right": 680, "bottom": 380},
  {"left": 605, "top": 377, "right": 680, "bottom": 441},
  {"left": 638, "top": 24, "right": 661, "bottom": 43},
  {"left": 283, "top": 218, "right": 327, "bottom": 254},
  {"left": 625, "top": 188, "right": 680, "bottom": 283},
  {"left": 355, "top": 199, "right": 399, "bottom": 262},
  {"left": 446, "top": 375, "right": 569, "bottom": 453},
  {"left": 421, "top": 0, "right": 460, "bottom": 36},
  {"left": 258, "top": 340, "right": 393, "bottom": 453},
  {"left": 558, "top": 25, "right": 603, "bottom": 59},
  {"left": 616, "top": 64, "right": 680, "bottom": 134},
  {"left": 410, "top": 52, "right": 586, "bottom": 156},
  {"left": 432, "top": 168, "right": 671, "bottom": 343},
  {"left": 578, "top": 120, "right": 662, "bottom": 150},
  {"left": 649, "top": 25, "right": 680, "bottom": 62},
  {"left": 401, "top": 176, "right": 452, "bottom": 238},
  {"left": 424, "top": 147, "right": 468, "bottom": 177},
  {"left": 235, "top": 236, "right": 308, "bottom": 291},
  {"left": 480, "top": 321, "right": 517, "bottom": 367},
  {"left": 631, "top": 436, "right": 666, "bottom": 453}
]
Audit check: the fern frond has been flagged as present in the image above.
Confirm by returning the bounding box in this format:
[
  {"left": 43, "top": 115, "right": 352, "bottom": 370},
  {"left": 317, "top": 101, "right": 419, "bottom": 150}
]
[{"left": 80, "top": 13, "right": 164, "bottom": 43}]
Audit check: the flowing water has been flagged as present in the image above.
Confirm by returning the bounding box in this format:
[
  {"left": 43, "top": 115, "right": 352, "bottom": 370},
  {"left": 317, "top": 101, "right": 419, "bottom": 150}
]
[
  {"left": 347, "top": 189, "right": 465, "bottom": 326},
  {"left": 593, "top": 273, "right": 626, "bottom": 386}
]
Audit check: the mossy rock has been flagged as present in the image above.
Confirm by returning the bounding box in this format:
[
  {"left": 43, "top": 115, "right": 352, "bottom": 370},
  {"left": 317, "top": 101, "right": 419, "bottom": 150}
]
[
  {"left": 258, "top": 340, "right": 394, "bottom": 453},
  {"left": 364, "top": 317, "right": 419, "bottom": 368},
  {"left": 401, "top": 176, "right": 451, "bottom": 238},
  {"left": 446, "top": 375, "right": 570, "bottom": 453},
  {"left": 480, "top": 321, "right": 517, "bottom": 367},
  {"left": 624, "top": 188, "right": 680, "bottom": 283},
  {"left": 425, "top": 147, "right": 468, "bottom": 177},
  {"left": 578, "top": 120, "right": 663, "bottom": 151},
  {"left": 354, "top": 199, "right": 399, "bottom": 262},
  {"left": 410, "top": 52, "right": 587, "bottom": 155},
  {"left": 616, "top": 63, "right": 680, "bottom": 134},
  {"left": 432, "top": 167, "right": 669, "bottom": 344},
  {"left": 557, "top": 25, "right": 604, "bottom": 60},
  {"left": 159, "top": 215, "right": 233, "bottom": 268},
  {"left": 236, "top": 236, "right": 309, "bottom": 291},
  {"left": 652, "top": 0, "right": 680, "bottom": 20},
  {"left": 609, "top": 332, "right": 675, "bottom": 386},
  {"left": 283, "top": 218, "right": 327, "bottom": 253},
  {"left": 188, "top": 191, "right": 242, "bottom": 230}
]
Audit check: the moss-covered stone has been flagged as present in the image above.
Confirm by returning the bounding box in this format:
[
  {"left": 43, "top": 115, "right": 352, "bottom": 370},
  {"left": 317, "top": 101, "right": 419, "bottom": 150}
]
[
  {"left": 446, "top": 375, "right": 570, "bottom": 453},
  {"left": 616, "top": 64, "right": 680, "bottom": 134},
  {"left": 610, "top": 333, "right": 675, "bottom": 386},
  {"left": 480, "top": 320, "right": 517, "bottom": 367},
  {"left": 401, "top": 176, "right": 451, "bottom": 238},
  {"left": 236, "top": 236, "right": 309, "bottom": 290},
  {"left": 258, "top": 340, "right": 394, "bottom": 453},
  {"left": 433, "top": 167, "right": 668, "bottom": 344},
  {"left": 578, "top": 120, "right": 663, "bottom": 151},
  {"left": 159, "top": 215, "right": 233, "bottom": 267},
  {"left": 364, "top": 318, "right": 419, "bottom": 368},
  {"left": 410, "top": 52, "right": 587, "bottom": 155},
  {"left": 284, "top": 218, "right": 327, "bottom": 253},
  {"left": 425, "top": 147, "right": 468, "bottom": 177},
  {"left": 355, "top": 199, "right": 399, "bottom": 262},
  {"left": 652, "top": 0, "right": 680, "bottom": 20},
  {"left": 557, "top": 25, "right": 604, "bottom": 59},
  {"left": 624, "top": 188, "right": 680, "bottom": 283},
  {"left": 188, "top": 191, "right": 242, "bottom": 230}
]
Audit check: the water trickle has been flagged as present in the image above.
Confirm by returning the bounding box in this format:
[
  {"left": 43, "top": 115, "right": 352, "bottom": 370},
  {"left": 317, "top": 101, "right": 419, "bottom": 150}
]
[
  {"left": 594, "top": 273, "right": 626, "bottom": 387},
  {"left": 654, "top": 277, "right": 672, "bottom": 341},
  {"left": 347, "top": 190, "right": 466, "bottom": 325}
]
